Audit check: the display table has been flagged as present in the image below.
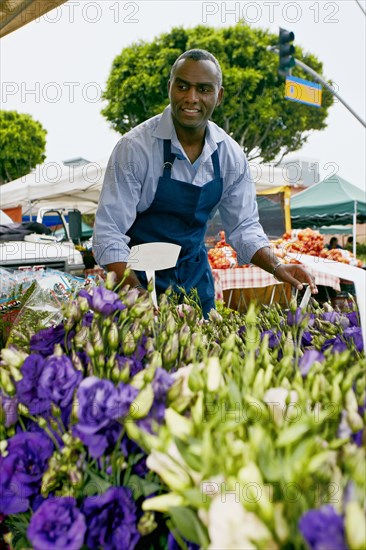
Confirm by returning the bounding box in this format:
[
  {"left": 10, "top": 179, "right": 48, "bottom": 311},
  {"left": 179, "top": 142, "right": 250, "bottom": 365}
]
[{"left": 212, "top": 266, "right": 341, "bottom": 312}]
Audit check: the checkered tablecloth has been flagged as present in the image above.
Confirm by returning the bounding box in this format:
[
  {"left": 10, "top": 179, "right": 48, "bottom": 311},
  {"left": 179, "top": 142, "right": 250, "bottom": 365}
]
[{"left": 212, "top": 266, "right": 341, "bottom": 301}]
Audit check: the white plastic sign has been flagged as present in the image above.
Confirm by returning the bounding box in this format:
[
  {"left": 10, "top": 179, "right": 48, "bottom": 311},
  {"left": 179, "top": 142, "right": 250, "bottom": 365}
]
[{"left": 127, "top": 242, "right": 181, "bottom": 307}]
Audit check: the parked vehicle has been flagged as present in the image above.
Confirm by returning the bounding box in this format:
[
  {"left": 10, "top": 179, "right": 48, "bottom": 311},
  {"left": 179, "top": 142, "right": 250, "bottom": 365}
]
[{"left": 0, "top": 208, "right": 85, "bottom": 274}]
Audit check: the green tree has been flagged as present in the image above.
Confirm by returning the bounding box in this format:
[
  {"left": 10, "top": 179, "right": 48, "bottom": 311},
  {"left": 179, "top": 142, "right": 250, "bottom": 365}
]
[
  {"left": 102, "top": 23, "right": 333, "bottom": 163},
  {"left": 0, "top": 110, "right": 47, "bottom": 184}
]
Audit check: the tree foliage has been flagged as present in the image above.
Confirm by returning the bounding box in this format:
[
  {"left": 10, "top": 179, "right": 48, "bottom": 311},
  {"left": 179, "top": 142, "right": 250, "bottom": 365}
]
[
  {"left": 102, "top": 23, "right": 333, "bottom": 163},
  {"left": 0, "top": 110, "right": 47, "bottom": 184}
]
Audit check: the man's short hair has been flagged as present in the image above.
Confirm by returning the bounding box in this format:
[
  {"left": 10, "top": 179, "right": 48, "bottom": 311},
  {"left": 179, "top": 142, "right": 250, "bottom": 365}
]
[{"left": 170, "top": 49, "right": 222, "bottom": 87}]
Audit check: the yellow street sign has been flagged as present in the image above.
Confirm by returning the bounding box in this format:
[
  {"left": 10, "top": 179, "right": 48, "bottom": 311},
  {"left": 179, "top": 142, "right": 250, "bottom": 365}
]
[{"left": 285, "top": 76, "right": 322, "bottom": 107}]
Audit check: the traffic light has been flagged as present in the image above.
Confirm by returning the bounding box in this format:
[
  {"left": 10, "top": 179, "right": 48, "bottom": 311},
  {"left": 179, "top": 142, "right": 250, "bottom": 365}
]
[{"left": 278, "top": 28, "right": 295, "bottom": 77}]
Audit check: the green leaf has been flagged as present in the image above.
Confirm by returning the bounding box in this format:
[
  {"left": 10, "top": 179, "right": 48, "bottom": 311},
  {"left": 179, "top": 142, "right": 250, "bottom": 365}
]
[
  {"left": 127, "top": 474, "right": 161, "bottom": 499},
  {"left": 168, "top": 506, "right": 210, "bottom": 548},
  {"left": 276, "top": 422, "right": 311, "bottom": 447},
  {"left": 84, "top": 470, "right": 112, "bottom": 496}
]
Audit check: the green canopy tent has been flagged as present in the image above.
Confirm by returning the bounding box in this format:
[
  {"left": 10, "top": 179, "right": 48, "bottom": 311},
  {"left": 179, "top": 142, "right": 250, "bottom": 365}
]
[{"left": 291, "top": 175, "right": 366, "bottom": 255}]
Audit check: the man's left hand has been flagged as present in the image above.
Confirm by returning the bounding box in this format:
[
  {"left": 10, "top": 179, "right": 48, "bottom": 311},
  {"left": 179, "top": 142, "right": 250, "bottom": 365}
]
[{"left": 274, "top": 264, "right": 318, "bottom": 293}]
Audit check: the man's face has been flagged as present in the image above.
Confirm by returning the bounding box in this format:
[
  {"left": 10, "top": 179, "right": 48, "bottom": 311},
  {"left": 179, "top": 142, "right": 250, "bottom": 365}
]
[{"left": 168, "top": 58, "right": 223, "bottom": 133}]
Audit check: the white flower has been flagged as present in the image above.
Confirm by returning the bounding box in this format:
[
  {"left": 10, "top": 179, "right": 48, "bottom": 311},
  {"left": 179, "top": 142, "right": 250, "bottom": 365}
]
[
  {"left": 207, "top": 494, "right": 278, "bottom": 549},
  {"left": 172, "top": 364, "right": 195, "bottom": 397},
  {"left": 147, "top": 442, "right": 201, "bottom": 490},
  {"left": 264, "top": 387, "right": 298, "bottom": 426}
]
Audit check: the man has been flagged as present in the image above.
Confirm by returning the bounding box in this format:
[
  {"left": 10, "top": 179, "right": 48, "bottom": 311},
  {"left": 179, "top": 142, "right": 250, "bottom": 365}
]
[
  {"left": 93, "top": 49, "right": 317, "bottom": 316},
  {"left": 326, "top": 237, "right": 343, "bottom": 250}
]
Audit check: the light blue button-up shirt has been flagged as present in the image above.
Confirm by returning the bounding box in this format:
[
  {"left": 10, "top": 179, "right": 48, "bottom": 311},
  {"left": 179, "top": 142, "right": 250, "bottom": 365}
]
[{"left": 93, "top": 105, "right": 269, "bottom": 267}]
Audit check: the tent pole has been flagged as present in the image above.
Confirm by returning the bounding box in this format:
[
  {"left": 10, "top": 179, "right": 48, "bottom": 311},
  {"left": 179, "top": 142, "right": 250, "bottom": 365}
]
[{"left": 353, "top": 200, "right": 357, "bottom": 257}]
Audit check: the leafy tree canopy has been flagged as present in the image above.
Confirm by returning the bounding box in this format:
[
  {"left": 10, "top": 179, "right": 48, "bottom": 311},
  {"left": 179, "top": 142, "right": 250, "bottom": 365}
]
[
  {"left": 0, "top": 110, "right": 47, "bottom": 184},
  {"left": 102, "top": 23, "right": 333, "bottom": 163}
]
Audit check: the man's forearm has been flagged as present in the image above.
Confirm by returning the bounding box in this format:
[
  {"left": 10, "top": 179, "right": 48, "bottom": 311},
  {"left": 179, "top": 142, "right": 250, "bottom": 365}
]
[
  {"left": 106, "top": 262, "right": 142, "bottom": 288},
  {"left": 250, "top": 246, "right": 280, "bottom": 273}
]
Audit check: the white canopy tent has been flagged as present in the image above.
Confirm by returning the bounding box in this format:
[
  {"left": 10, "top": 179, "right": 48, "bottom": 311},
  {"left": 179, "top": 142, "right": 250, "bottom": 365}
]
[
  {"left": 0, "top": 160, "right": 107, "bottom": 216},
  {"left": 0, "top": 160, "right": 294, "bottom": 218}
]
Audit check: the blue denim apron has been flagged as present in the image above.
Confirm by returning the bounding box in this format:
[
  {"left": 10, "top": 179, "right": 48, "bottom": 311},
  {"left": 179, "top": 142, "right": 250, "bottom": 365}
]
[{"left": 127, "top": 139, "right": 223, "bottom": 317}]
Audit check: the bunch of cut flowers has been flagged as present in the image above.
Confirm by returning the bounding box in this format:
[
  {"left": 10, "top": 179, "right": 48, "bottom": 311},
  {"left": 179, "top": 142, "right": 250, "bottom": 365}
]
[{"left": 0, "top": 272, "right": 365, "bottom": 549}]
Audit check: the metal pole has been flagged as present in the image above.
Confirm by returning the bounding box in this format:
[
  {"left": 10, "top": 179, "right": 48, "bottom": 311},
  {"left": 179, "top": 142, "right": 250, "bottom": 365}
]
[
  {"left": 353, "top": 200, "right": 357, "bottom": 257},
  {"left": 267, "top": 46, "right": 366, "bottom": 127}
]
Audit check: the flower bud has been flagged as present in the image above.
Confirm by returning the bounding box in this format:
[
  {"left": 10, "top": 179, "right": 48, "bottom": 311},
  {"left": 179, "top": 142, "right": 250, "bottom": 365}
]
[
  {"left": 264, "top": 363, "right": 274, "bottom": 389},
  {"left": 163, "top": 334, "right": 179, "bottom": 367},
  {"left": 124, "top": 288, "right": 140, "bottom": 308},
  {"left": 107, "top": 323, "right": 119, "bottom": 351},
  {"left": 346, "top": 411, "right": 363, "bottom": 432},
  {"left": 206, "top": 357, "right": 222, "bottom": 392},
  {"left": 130, "top": 385, "right": 154, "bottom": 419},
  {"left": 188, "top": 366, "right": 204, "bottom": 392},
  {"left": 85, "top": 341, "right": 95, "bottom": 358},
  {"left": 345, "top": 502, "right": 366, "bottom": 550},
  {"left": 0, "top": 369, "right": 15, "bottom": 396},
  {"left": 105, "top": 270, "right": 117, "bottom": 290},
  {"left": 78, "top": 296, "right": 90, "bottom": 313},
  {"left": 345, "top": 389, "right": 358, "bottom": 413},
  {"left": 18, "top": 403, "right": 29, "bottom": 416},
  {"left": 138, "top": 512, "right": 158, "bottom": 536},
  {"left": 67, "top": 300, "right": 81, "bottom": 322},
  {"left": 311, "top": 375, "right": 320, "bottom": 402},
  {"left": 165, "top": 312, "right": 177, "bottom": 336},
  {"left": 1, "top": 347, "right": 27, "bottom": 369},
  {"left": 179, "top": 324, "right": 191, "bottom": 346},
  {"left": 165, "top": 408, "right": 193, "bottom": 439},
  {"left": 252, "top": 369, "right": 265, "bottom": 398},
  {"left": 74, "top": 326, "right": 89, "bottom": 348},
  {"left": 130, "top": 300, "right": 152, "bottom": 318},
  {"left": 37, "top": 417, "right": 48, "bottom": 429},
  {"left": 0, "top": 440, "right": 8, "bottom": 457},
  {"left": 51, "top": 404, "right": 61, "bottom": 418},
  {"left": 91, "top": 326, "right": 104, "bottom": 354},
  {"left": 123, "top": 333, "right": 137, "bottom": 355},
  {"left": 142, "top": 493, "right": 185, "bottom": 512}
]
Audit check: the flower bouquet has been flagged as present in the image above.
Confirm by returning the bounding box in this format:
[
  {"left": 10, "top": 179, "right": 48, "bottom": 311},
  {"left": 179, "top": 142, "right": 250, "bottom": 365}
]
[{"left": 0, "top": 275, "right": 365, "bottom": 549}]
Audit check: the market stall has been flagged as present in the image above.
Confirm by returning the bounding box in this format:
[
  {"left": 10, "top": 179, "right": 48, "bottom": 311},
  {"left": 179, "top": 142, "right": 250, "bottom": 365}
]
[
  {"left": 212, "top": 265, "right": 341, "bottom": 311},
  {"left": 208, "top": 228, "right": 362, "bottom": 312}
]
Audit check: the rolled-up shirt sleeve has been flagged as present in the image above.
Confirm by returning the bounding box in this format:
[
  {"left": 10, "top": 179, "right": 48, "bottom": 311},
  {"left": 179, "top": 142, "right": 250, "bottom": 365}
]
[
  {"left": 218, "top": 156, "right": 270, "bottom": 265},
  {"left": 93, "top": 138, "right": 146, "bottom": 267}
]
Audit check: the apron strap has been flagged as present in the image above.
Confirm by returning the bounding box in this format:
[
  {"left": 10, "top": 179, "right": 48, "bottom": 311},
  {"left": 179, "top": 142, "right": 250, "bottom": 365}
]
[
  {"left": 211, "top": 149, "right": 220, "bottom": 180},
  {"left": 163, "top": 139, "right": 177, "bottom": 177}
]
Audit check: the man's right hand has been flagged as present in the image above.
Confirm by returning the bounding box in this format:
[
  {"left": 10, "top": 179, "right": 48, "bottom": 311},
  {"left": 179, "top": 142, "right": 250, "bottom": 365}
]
[{"left": 106, "top": 261, "right": 143, "bottom": 290}]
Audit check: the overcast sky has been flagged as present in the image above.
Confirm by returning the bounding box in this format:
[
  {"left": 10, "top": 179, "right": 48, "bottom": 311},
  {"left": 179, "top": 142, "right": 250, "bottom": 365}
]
[{"left": 1, "top": 0, "right": 365, "bottom": 189}]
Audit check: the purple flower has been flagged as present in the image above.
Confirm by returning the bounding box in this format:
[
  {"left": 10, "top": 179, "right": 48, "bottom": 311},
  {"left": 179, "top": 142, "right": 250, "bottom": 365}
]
[
  {"left": 81, "top": 487, "right": 139, "bottom": 550},
  {"left": 238, "top": 325, "right": 246, "bottom": 337},
  {"left": 39, "top": 354, "right": 82, "bottom": 409},
  {"left": 321, "top": 311, "right": 341, "bottom": 323},
  {"left": 261, "top": 329, "right": 281, "bottom": 349},
  {"left": 302, "top": 331, "right": 313, "bottom": 346},
  {"left": 299, "top": 350, "right": 325, "bottom": 376},
  {"left": 28, "top": 497, "right": 86, "bottom": 550},
  {"left": 16, "top": 354, "right": 51, "bottom": 415},
  {"left": 299, "top": 505, "right": 347, "bottom": 550},
  {"left": 322, "top": 336, "right": 348, "bottom": 354},
  {"left": 346, "top": 311, "right": 359, "bottom": 327},
  {"left": 0, "top": 432, "right": 53, "bottom": 514},
  {"left": 30, "top": 324, "right": 65, "bottom": 356},
  {"left": 168, "top": 532, "right": 200, "bottom": 550},
  {"left": 81, "top": 311, "right": 94, "bottom": 327},
  {"left": 138, "top": 368, "right": 174, "bottom": 433},
  {"left": 116, "top": 355, "right": 144, "bottom": 378},
  {"left": 343, "top": 326, "right": 364, "bottom": 352},
  {"left": 73, "top": 377, "right": 138, "bottom": 458},
  {"left": 287, "top": 308, "right": 307, "bottom": 326},
  {"left": 79, "top": 287, "right": 125, "bottom": 316},
  {"left": 0, "top": 390, "right": 17, "bottom": 427}
]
